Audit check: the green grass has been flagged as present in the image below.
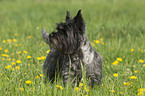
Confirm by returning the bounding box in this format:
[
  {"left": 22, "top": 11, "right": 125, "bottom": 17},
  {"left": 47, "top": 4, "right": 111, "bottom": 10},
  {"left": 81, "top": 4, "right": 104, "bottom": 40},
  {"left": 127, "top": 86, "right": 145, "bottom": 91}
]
[{"left": 0, "top": 0, "right": 145, "bottom": 95}]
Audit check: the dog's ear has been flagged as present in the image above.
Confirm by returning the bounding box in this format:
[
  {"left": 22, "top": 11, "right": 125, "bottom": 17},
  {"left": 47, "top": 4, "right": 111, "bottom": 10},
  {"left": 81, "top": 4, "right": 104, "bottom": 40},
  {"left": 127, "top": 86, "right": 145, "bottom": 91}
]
[
  {"left": 41, "top": 29, "right": 49, "bottom": 44},
  {"left": 66, "top": 11, "right": 71, "bottom": 22},
  {"left": 73, "top": 10, "right": 85, "bottom": 33}
]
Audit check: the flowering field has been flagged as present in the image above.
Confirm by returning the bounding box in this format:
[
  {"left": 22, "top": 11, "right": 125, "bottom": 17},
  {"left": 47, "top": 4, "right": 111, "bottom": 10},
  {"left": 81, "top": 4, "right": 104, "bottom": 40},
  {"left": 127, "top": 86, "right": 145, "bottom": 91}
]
[{"left": 0, "top": 0, "right": 145, "bottom": 95}]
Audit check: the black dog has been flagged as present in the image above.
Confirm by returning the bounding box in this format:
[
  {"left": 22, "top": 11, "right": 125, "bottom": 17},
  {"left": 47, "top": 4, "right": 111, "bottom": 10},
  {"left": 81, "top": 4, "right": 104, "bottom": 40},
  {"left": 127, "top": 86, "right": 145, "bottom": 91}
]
[{"left": 41, "top": 10, "right": 102, "bottom": 87}]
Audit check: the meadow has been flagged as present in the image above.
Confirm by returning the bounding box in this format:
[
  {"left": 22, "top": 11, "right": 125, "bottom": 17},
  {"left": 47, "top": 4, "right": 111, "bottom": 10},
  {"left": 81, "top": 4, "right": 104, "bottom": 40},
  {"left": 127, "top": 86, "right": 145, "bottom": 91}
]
[{"left": 0, "top": 0, "right": 145, "bottom": 95}]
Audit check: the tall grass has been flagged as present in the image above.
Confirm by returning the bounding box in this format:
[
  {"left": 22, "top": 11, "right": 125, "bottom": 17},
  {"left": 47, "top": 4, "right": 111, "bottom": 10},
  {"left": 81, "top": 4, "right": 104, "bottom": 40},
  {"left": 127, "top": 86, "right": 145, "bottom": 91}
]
[{"left": 0, "top": 0, "right": 145, "bottom": 95}]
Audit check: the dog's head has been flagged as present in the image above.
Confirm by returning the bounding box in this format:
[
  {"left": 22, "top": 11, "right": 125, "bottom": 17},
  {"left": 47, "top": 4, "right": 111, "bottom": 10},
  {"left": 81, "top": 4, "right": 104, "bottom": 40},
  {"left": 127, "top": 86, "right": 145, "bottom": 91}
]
[{"left": 42, "top": 10, "right": 85, "bottom": 54}]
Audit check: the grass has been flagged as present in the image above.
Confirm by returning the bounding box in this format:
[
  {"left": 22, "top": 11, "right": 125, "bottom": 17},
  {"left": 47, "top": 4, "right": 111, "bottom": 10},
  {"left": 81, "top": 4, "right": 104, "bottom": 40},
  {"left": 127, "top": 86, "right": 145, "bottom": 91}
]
[{"left": 0, "top": 0, "right": 145, "bottom": 95}]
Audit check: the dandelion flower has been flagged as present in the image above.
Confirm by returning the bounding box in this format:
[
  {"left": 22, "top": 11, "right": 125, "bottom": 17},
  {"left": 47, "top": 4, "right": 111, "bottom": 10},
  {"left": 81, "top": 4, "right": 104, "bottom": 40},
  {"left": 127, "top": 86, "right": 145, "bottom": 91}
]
[
  {"left": 79, "top": 83, "right": 83, "bottom": 87},
  {"left": 16, "top": 60, "right": 22, "bottom": 63},
  {"left": 123, "top": 82, "right": 130, "bottom": 86},
  {"left": 41, "top": 56, "right": 46, "bottom": 60},
  {"left": 26, "top": 80, "right": 33, "bottom": 84},
  {"left": 109, "top": 90, "right": 115, "bottom": 93},
  {"left": 0, "top": 47, "right": 2, "bottom": 50},
  {"left": 59, "top": 86, "right": 63, "bottom": 90},
  {"left": 4, "top": 49, "right": 8, "bottom": 53},
  {"left": 28, "top": 64, "right": 30, "bottom": 66},
  {"left": 27, "top": 56, "right": 31, "bottom": 59},
  {"left": 117, "top": 58, "right": 122, "bottom": 62},
  {"left": 91, "top": 42, "right": 95, "bottom": 47},
  {"left": 56, "top": 85, "right": 59, "bottom": 88},
  {"left": 37, "top": 57, "right": 41, "bottom": 60},
  {"left": 7, "top": 77, "right": 10, "bottom": 80},
  {"left": 100, "top": 38, "right": 103, "bottom": 41},
  {"left": 134, "top": 70, "right": 139, "bottom": 73},
  {"left": 40, "top": 74, "right": 43, "bottom": 77},
  {"left": 27, "top": 36, "right": 32, "bottom": 39},
  {"left": 137, "top": 88, "right": 145, "bottom": 95},
  {"left": 2, "top": 54, "right": 9, "bottom": 57},
  {"left": 19, "top": 88, "right": 24, "bottom": 91},
  {"left": 93, "top": 40, "right": 100, "bottom": 44},
  {"left": 46, "top": 50, "right": 50, "bottom": 53},
  {"left": 143, "top": 64, "right": 145, "bottom": 66},
  {"left": 23, "top": 51, "right": 28, "bottom": 54},
  {"left": 5, "top": 65, "right": 12, "bottom": 69},
  {"left": 113, "top": 73, "right": 118, "bottom": 77},
  {"left": 15, "top": 44, "right": 18, "bottom": 47},
  {"left": 35, "top": 76, "right": 39, "bottom": 79},
  {"left": 75, "top": 87, "right": 79, "bottom": 91},
  {"left": 13, "top": 39, "right": 17, "bottom": 42},
  {"left": 131, "top": 49, "right": 134, "bottom": 52},
  {"left": 7, "top": 39, "right": 12, "bottom": 43},
  {"left": 3, "top": 40, "right": 6, "bottom": 43},
  {"left": 129, "top": 76, "right": 137, "bottom": 79},
  {"left": 139, "top": 59, "right": 144, "bottom": 63},
  {"left": 112, "top": 60, "right": 119, "bottom": 66},
  {"left": 15, "top": 66, "right": 20, "bottom": 70}
]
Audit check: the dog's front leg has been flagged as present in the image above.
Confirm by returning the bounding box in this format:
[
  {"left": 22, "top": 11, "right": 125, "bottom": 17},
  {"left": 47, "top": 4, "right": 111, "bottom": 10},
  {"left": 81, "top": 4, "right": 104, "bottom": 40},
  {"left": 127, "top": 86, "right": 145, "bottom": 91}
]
[{"left": 62, "top": 58, "right": 76, "bottom": 86}]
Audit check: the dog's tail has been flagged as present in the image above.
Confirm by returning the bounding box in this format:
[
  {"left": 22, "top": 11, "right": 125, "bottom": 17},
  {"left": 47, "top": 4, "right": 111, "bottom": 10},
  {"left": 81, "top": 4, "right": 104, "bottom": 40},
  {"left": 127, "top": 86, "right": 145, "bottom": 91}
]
[{"left": 41, "top": 29, "right": 49, "bottom": 44}]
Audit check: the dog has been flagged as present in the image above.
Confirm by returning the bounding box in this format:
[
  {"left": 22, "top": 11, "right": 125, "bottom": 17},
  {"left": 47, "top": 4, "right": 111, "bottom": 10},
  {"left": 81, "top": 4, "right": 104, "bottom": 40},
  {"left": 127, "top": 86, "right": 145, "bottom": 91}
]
[{"left": 41, "top": 10, "right": 103, "bottom": 87}]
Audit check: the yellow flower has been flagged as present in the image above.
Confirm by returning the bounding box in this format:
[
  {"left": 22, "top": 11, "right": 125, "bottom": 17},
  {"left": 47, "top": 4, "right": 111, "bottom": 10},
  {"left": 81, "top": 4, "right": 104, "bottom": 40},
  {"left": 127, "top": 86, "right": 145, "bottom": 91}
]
[
  {"left": 1, "top": 74, "right": 3, "bottom": 76},
  {"left": 19, "top": 79, "right": 22, "bottom": 81},
  {"left": 109, "top": 90, "right": 115, "bottom": 93},
  {"left": 17, "top": 51, "right": 21, "bottom": 54},
  {"left": 15, "top": 44, "right": 18, "bottom": 47},
  {"left": 131, "top": 49, "right": 134, "bottom": 52},
  {"left": 37, "top": 57, "right": 41, "bottom": 60},
  {"left": 27, "top": 56, "right": 31, "bottom": 59},
  {"left": 13, "top": 39, "right": 17, "bottom": 42},
  {"left": 0, "top": 47, "right": 2, "bottom": 50},
  {"left": 56, "top": 85, "right": 59, "bottom": 88},
  {"left": 7, "top": 39, "right": 12, "bottom": 43},
  {"left": 139, "top": 59, "right": 144, "bottom": 63},
  {"left": 46, "top": 50, "right": 50, "bottom": 53},
  {"left": 113, "top": 73, "right": 118, "bottom": 77},
  {"left": 3, "top": 40, "right": 6, "bottom": 43},
  {"left": 86, "top": 89, "right": 89, "bottom": 92},
  {"left": 19, "top": 88, "right": 24, "bottom": 91},
  {"left": 15, "top": 33, "right": 18, "bottom": 36},
  {"left": 15, "top": 66, "right": 20, "bottom": 70},
  {"left": 7, "top": 77, "right": 10, "bottom": 80},
  {"left": 137, "top": 88, "right": 145, "bottom": 95},
  {"left": 112, "top": 60, "right": 119, "bottom": 66},
  {"left": 16, "top": 60, "right": 22, "bottom": 63},
  {"left": 91, "top": 42, "right": 95, "bottom": 47},
  {"left": 123, "top": 82, "right": 130, "bottom": 86},
  {"left": 129, "top": 76, "right": 137, "bottom": 79},
  {"left": 4, "top": 49, "right": 8, "bottom": 53},
  {"left": 137, "top": 91, "right": 143, "bottom": 95},
  {"left": 5, "top": 65, "right": 12, "bottom": 69},
  {"left": 23, "top": 51, "right": 28, "bottom": 54},
  {"left": 27, "top": 36, "right": 32, "bottom": 39},
  {"left": 100, "top": 38, "right": 103, "bottom": 41},
  {"left": 40, "top": 74, "right": 43, "bottom": 77},
  {"left": 75, "top": 87, "right": 79, "bottom": 91},
  {"left": 7, "top": 58, "right": 11, "bottom": 61},
  {"left": 59, "top": 86, "right": 63, "bottom": 90},
  {"left": 79, "top": 83, "right": 83, "bottom": 87},
  {"left": 28, "top": 64, "right": 30, "bottom": 66},
  {"left": 35, "top": 76, "right": 40, "bottom": 79},
  {"left": 2, "top": 54, "right": 9, "bottom": 57},
  {"left": 143, "top": 64, "right": 145, "bottom": 66},
  {"left": 40, "top": 44, "right": 42, "bottom": 46},
  {"left": 134, "top": 70, "right": 139, "bottom": 73},
  {"left": 93, "top": 40, "right": 100, "bottom": 44},
  {"left": 26, "top": 80, "right": 33, "bottom": 84},
  {"left": 41, "top": 56, "right": 46, "bottom": 60},
  {"left": 24, "top": 73, "right": 27, "bottom": 75},
  {"left": 12, "top": 62, "right": 16, "bottom": 65},
  {"left": 117, "top": 58, "right": 122, "bottom": 62}
]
